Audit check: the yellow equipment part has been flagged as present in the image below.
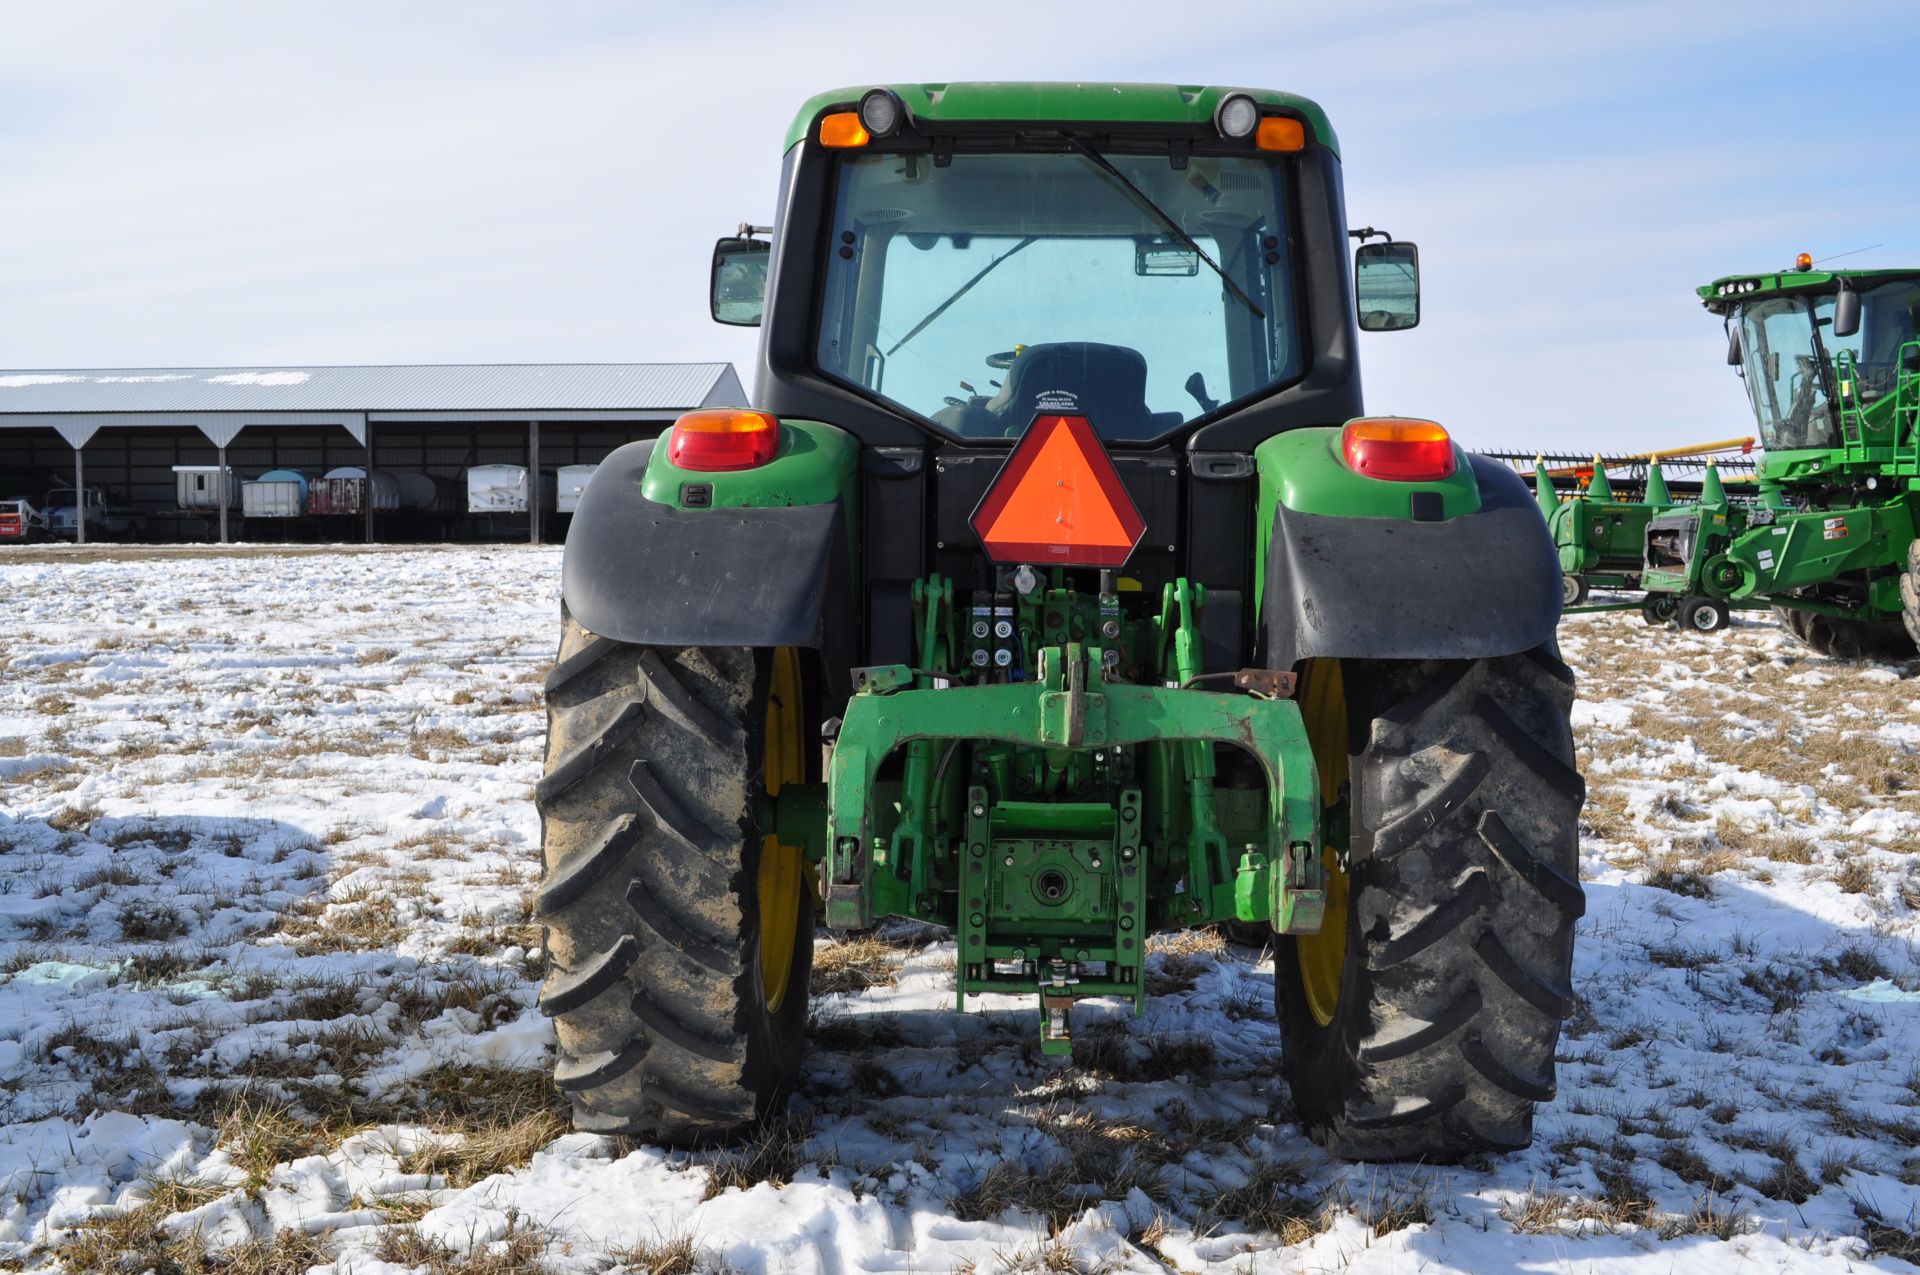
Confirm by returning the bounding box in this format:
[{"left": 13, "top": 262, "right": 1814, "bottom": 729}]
[
  {"left": 757, "top": 648, "right": 806, "bottom": 1012},
  {"left": 1295, "top": 658, "right": 1350, "bottom": 1027}
]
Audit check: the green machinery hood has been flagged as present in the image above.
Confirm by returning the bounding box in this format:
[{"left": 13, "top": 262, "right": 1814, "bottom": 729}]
[{"left": 783, "top": 82, "right": 1339, "bottom": 155}]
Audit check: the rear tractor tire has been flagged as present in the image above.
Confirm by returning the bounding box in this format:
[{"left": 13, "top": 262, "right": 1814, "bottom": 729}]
[
  {"left": 534, "top": 611, "right": 813, "bottom": 1145},
  {"left": 1276, "top": 648, "right": 1584, "bottom": 1160}
]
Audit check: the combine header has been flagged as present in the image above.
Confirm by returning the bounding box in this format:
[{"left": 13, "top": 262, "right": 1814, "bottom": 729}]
[{"left": 1496, "top": 441, "right": 1757, "bottom": 608}]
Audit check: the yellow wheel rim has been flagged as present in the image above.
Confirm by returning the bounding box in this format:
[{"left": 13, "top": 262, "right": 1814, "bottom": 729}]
[
  {"left": 1295, "top": 658, "right": 1351, "bottom": 1028},
  {"left": 757, "top": 648, "right": 806, "bottom": 1012}
]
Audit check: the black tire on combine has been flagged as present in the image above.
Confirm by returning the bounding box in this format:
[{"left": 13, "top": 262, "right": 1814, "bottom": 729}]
[
  {"left": 534, "top": 611, "right": 813, "bottom": 1145},
  {"left": 1276, "top": 648, "right": 1585, "bottom": 1161},
  {"left": 1561, "top": 574, "right": 1589, "bottom": 607},
  {"left": 1678, "top": 596, "right": 1730, "bottom": 634},
  {"left": 1771, "top": 602, "right": 1914, "bottom": 660},
  {"left": 1898, "top": 539, "right": 1920, "bottom": 651}
]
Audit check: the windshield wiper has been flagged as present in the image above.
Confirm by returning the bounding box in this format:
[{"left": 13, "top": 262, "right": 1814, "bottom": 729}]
[
  {"left": 1067, "top": 136, "right": 1264, "bottom": 320},
  {"left": 885, "top": 236, "right": 1038, "bottom": 357}
]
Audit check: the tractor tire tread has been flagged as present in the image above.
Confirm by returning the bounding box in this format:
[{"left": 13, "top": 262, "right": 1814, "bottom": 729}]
[
  {"left": 1277, "top": 647, "right": 1582, "bottom": 1162},
  {"left": 535, "top": 613, "right": 811, "bottom": 1145},
  {"left": 537, "top": 934, "right": 640, "bottom": 1017}
]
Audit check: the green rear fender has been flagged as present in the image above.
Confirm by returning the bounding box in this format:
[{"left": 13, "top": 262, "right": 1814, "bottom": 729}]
[{"left": 1253, "top": 425, "right": 1562, "bottom": 666}]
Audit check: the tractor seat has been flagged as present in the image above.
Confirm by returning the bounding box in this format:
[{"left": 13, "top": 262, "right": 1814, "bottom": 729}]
[{"left": 987, "top": 342, "right": 1159, "bottom": 438}]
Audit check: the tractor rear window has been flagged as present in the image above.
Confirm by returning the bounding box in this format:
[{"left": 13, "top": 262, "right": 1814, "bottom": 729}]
[{"left": 814, "top": 150, "right": 1300, "bottom": 441}]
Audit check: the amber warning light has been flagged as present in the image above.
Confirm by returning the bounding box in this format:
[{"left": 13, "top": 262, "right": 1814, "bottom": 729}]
[{"left": 970, "top": 414, "right": 1147, "bottom": 567}]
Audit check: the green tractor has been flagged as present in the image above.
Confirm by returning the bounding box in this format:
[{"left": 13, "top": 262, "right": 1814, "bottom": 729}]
[
  {"left": 1638, "top": 261, "right": 1920, "bottom": 655},
  {"left": 536, "top": 83, "right": 1584, "bottom": 1163}
]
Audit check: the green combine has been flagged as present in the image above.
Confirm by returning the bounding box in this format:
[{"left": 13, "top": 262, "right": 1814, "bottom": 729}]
[
  {"left": 1630, "top": 261, "right": 1920, "bottom": 654},
  {"left": 537, "top": 83, "right": 1584, "bottom": 1163}
]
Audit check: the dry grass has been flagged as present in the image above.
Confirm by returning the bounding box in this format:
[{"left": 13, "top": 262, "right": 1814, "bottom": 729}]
[
  {"left": 1659, "top": 1193, "right": 1754, "bottom": 1240},
  {"left": 374, "top": 1211, "right": 550, "bottom": 1273},
  {"left": 1501, "top": 1185, "right": 1648, "bottom": 1236},
  {"left": 1641, "top": 851, "right": 1716, "bottom": 899},
  {"left": 704, "top": 1116, "right": 821, "bottom": 1200},
  {"left": 46, "top": 801, "right": 103, "bottom": 833},
  {"left": 1830, "top": 857, "right": 1877, "bottom": 895},
  {"left": 810, "top": 936, "right": 901, "bottom": 996},
  {"left": 1146, "top": 927, "right": 1229, "bottom": 958},
  {"left": 610, "top": 1232, "right": 711, "bottom": 1275},
  {"left": 56, "top": 1207, "right": 331, "bottom": 1273},
  {"left": 1202, "top": 1159, "right": 1323, "bottom": 1241}
]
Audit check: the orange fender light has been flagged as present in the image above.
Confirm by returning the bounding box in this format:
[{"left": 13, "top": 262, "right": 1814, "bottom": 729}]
[
  {"left": 1341, "top": 417, "right": 1456, "bottom": 481},
  {"left": 668, "top": 409, "right": 780, "bottom": 472}
]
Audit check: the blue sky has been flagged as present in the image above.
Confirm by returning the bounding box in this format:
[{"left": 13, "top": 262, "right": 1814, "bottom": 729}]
[{"left": 1, "top": 0, "right": 1914, "bottom": 452}]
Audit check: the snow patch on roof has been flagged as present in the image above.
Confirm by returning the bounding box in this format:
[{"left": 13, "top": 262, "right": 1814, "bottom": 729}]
[
  {"left": 0, "top": 375, "right": 86, "bottom": 388},
  {"left": 204, "top": 371, "right": 310, "bottom": 387}
]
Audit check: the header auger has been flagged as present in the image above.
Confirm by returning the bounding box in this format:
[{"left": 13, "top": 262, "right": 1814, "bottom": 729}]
[{"left": 537, "top": 83, "right": 1583, "bottom": 1162}]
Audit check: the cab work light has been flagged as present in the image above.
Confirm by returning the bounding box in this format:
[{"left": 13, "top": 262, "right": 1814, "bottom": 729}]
[
  {"left": 668, "top": 409, "right": 781, "bottom": 472},
  {"left": 858, "top": 88, "right": 905, "bottom": 137},
  {"left": 1341, "top": 417, "right": 1456, "bottom": 481},
  {"left": 818, "top": 111, "right": 870, "bottom": 148}
]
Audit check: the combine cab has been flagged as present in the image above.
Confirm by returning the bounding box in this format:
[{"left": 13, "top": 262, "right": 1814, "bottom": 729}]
[
  {"left": 1637, "top": 261, "right": 1920, "bottom": 655},
  {"left": 537, "top": 84, "right": 1584, "bottom": 1162}
]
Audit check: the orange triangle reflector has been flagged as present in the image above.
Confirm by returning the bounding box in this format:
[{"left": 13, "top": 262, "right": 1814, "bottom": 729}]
[{"left": 970, "top": 414, "right": 1147, "bottom": 567}]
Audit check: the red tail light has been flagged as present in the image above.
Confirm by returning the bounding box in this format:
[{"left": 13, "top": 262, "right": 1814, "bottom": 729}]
[
  {"left": 1341, "top": 417, "right": 1456, "bottom": 481},
  {"left": 668, "top": 409, "right": 781, "bottom": 472}
]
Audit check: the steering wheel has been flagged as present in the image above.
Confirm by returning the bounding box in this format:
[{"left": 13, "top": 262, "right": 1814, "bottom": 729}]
[{"left": 984, "top": 349, "right": 1019, "bottom": 370}]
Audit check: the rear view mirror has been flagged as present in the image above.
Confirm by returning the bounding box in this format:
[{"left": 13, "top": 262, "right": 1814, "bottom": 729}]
[
  {"left": 1833, "top": 285, "right": 1861, "bottom": 339},
  {"left": 1136, "top": 236, "right": 1199, "bottom": 277},
  {"left": 1727, "top": 325, "right": 1743, "bottom": 366},
  {"left": 711, "top": 237, "right": 770, "bottom": 326},
  {"left": 1355, "top": 241, "right": 1419, "bottom": 331}
]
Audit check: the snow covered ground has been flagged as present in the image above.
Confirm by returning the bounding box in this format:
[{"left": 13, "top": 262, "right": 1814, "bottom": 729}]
[{"left": 2, "top": 548, "right": 1919, "bottom": 1273}]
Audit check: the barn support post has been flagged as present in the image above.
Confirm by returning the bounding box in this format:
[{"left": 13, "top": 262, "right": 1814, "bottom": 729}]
[
  {"left": 195, "top": 420, "right": 246, "bottom": 545},
  {"left": 528, "top": 419, "right": 541, "bottom": 545},
  {"left": 364, "top": 420, "right": 376, "bottom": 545},
  {"left": 52, "top": 420, "right": 101, "bottom": 546}
]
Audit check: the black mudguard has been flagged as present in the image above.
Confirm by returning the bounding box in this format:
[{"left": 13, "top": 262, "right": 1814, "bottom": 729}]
[
  {"left": 1262, "top": 456, "right": 1561, "bottom": 667},
  {"left": 561, "top": 440, "right": 853, "bottom": 678}
]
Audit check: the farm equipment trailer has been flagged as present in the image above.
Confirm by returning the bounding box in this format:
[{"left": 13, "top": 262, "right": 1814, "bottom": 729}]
[{"left": 539, "top": 83, "right": 1584, "bottom": 1162}]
